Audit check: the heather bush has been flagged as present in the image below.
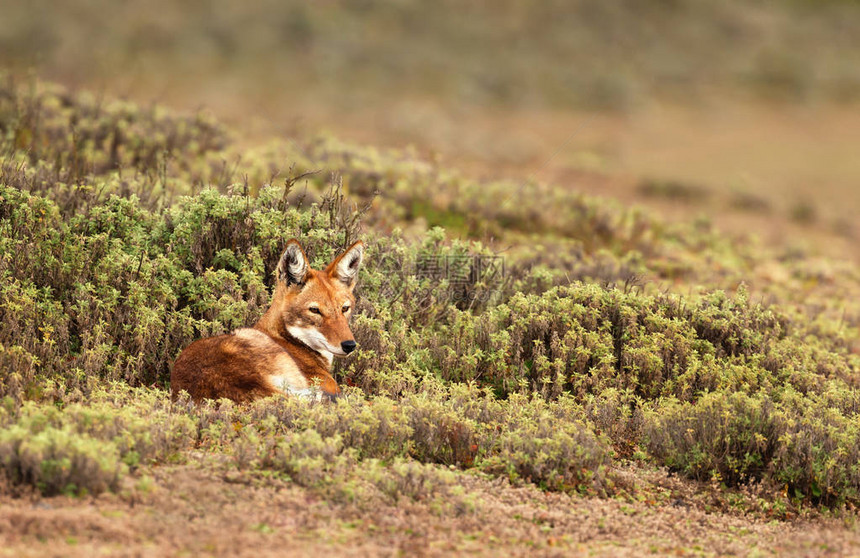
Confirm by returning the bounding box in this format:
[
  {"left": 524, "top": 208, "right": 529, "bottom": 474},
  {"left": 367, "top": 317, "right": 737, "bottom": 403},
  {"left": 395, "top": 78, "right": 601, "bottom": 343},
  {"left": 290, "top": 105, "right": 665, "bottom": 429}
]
[
  {"left": 645, "top": 392, "right": 780, "bottom": 486},
  {"left": 1, "top": 79, "right": 859, "bottom": 510},
  {"left": 0, "top": 78, "right": 230, "bottom": 202},
  {"left": 0, "top": 385, "right": 195, "bottom": 495},
  {"left": 188, "top": 383, "right": 611, "bottom": 494},
  {"left": 0, "top": 421, "right": 124, "bottom": 496},
  {"left": 644, "top": 388, "right": 860, "bottom": 506},
  {"left": 770, "top": 390, "right": 860, "bottom": 506},
  {"left": 401, "top": 284, "right": 857, "bottom": 403}
]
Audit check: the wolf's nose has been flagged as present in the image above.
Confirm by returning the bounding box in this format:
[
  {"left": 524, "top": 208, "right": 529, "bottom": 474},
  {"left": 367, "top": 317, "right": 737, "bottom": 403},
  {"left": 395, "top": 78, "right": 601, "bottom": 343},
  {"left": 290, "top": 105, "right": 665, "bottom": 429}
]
[{"left": 341, "top": 340, "right": 357, "bottom": 354}]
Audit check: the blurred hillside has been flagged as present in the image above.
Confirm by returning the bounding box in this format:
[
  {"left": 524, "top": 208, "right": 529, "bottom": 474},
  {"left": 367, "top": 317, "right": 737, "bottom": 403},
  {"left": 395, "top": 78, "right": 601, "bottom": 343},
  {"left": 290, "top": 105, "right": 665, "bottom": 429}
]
[
  {"left": 2, "top": 0, "right": 860, "bottom": 257},
  {"left": 5, "top": 0, "right": 860, "bottom": 110}
]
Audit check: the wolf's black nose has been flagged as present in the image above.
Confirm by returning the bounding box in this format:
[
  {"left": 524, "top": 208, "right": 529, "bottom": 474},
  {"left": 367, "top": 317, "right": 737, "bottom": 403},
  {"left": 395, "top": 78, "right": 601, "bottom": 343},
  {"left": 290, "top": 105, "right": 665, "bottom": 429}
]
[{"left": 341, "top": 340, "right": 357, "bottom": 354}]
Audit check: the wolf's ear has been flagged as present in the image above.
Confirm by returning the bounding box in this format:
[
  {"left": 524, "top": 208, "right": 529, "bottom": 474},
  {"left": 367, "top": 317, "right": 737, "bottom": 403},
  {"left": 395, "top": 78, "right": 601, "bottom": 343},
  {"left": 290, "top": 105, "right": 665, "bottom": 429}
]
[
  {"left": 277, "top": 240, "right": 309, "bottom": 287},
  {"left": 326, "top": 241, "right": 364, "bottom": 290}
]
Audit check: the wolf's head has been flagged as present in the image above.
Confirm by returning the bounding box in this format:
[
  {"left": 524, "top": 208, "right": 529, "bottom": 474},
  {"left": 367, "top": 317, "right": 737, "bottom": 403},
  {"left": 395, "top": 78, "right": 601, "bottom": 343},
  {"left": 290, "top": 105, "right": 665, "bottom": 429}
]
[{"left": 270, "top": 239, "right": 364, "bottom": 361}]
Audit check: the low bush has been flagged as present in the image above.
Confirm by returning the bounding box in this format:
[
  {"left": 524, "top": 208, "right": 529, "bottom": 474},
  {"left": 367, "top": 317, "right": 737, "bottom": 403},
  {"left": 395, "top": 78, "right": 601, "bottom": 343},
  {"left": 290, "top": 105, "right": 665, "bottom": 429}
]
[
  {"left": 191, "top": 383, "right": 611, "bottom": 494},
  {"left": 0, "top": 385, "right": 195, "bottom": 495},
  {"left": 645, "top": 391, "right": 780, "bottom": 486},
  {"left": 645, "top": 389, "right": 860, "bottom": 507},
  {"left": 1, "top": 79, "right": 858, "bottom": 510},
  {"left": 0, "top": 421, "right": 124, "bottom": 497}
]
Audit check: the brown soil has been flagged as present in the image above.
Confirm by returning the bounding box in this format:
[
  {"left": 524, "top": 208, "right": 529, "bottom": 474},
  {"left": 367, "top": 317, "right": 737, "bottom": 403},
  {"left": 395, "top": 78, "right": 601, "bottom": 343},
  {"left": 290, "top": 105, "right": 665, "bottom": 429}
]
[{"left": 2, "top": 464, "right": 858, "bottom": 557}]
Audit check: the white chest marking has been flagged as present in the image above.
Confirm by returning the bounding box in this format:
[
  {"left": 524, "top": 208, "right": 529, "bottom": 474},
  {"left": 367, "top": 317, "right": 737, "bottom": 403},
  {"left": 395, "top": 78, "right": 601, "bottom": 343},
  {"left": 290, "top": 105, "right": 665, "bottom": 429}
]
[
  {"left": 268, "top": 348, "right": 310, "bottom": 391},
  {"left": 234, "top": 328, "right": 309, "bottom": 392}
]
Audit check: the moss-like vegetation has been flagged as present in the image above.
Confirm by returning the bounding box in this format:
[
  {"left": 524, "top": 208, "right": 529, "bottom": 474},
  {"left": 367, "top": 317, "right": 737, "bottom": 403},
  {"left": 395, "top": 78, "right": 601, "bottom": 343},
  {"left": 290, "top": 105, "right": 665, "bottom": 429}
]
[{"left": 1, "top": 80, "right": 858, "bottom": 513}]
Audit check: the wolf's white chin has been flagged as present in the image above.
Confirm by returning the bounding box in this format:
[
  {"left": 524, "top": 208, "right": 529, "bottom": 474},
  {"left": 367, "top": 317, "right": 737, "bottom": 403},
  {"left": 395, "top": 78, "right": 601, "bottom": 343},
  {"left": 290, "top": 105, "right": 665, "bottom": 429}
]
[{"left": 287, "top": 326, "right": 339, "bottom": 362}]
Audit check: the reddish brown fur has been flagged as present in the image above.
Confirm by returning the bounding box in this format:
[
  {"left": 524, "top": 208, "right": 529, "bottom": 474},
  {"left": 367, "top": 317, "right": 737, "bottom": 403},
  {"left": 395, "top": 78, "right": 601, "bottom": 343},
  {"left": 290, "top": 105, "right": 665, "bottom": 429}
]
[{"left": 171, "top": 240, "right": 363, "bottom": 403}]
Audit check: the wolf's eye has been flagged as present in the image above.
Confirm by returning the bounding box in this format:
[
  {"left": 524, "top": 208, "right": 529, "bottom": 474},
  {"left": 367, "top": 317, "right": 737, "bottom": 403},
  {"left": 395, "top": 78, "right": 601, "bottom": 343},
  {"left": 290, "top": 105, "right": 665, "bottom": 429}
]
[
  {"left": 342, "top": 304, "right": 350, "bottom": 313},
  {"left": 309, "top": 307, "right": 322, "bottom": 315}
]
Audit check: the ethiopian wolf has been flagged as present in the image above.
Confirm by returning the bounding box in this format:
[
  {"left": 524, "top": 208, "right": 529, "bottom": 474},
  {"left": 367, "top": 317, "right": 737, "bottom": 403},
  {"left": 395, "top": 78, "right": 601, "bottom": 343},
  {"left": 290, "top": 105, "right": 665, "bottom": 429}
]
[{"left": 171, "top": 239, "right": 364, "bottom": 402}]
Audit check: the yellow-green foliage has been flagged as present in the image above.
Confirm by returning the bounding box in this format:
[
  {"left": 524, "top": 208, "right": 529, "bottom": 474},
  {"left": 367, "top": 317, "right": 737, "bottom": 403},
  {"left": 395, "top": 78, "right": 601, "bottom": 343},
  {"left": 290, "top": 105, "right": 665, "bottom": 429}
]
[
  {"left": 0, "top": 418, "right": 123, "bottom": 497},
  {"left": 646, "top": 389, "right": 860, "bottom": 506},
  {"left": 0, "top": 386, "right": 195, "bottom": 496},
  {"left": 191, "top": 384, "right": 611, "bottom": 494},
  {"left": 1, "top": 80, "right": 859, "bottom": 508}
]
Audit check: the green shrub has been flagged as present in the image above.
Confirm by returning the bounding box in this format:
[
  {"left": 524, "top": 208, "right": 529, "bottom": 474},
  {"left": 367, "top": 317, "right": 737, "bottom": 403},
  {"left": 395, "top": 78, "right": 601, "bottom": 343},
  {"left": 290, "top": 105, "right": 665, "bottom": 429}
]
[
  {"left": 0, "top": 79, "right": 230, "bottom": 202},
  {"left": 1, "top": 79, "right": 859, "bottom": 509},
  {"left": 364, "top": 459, "right": 471, "bottom": 513},
  {"left": 770, "top": 390, "right": 860, "bottom": 506},
  {"left": 645, "top": 391, "right": 779, "bottom": 486},
  {"left": 0, "top": 386, "right": 195, "bottom": 495},
  {"left": 186, "top": 383, "right": 612, "bottom": 494},
  {"left": 401, "top": 284, "right": 857, "bottom": 406},
  {"left": 0, "top": 422, "right": 125, "bottom": 496},
  {"left": 645, "top": 389, "right": 860, "bottom": 507}
]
